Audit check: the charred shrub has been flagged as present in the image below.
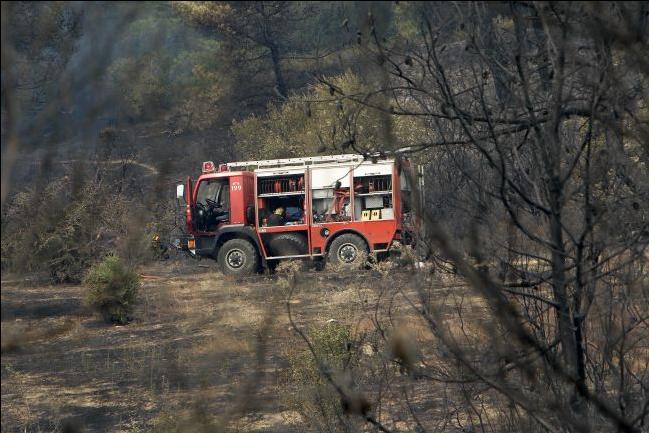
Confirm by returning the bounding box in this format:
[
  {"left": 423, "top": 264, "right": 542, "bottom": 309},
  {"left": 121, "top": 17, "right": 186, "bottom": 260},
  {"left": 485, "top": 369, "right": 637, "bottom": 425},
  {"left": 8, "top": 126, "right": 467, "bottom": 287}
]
[
  {"left": 1, "top": 172, "right": 160, "bottom": 283},
  {"left": 1, "top": 178, "right": 129, "bottom": 283},
  {"left": 84, "top": 255, "right": 140, "bottom": 324}
]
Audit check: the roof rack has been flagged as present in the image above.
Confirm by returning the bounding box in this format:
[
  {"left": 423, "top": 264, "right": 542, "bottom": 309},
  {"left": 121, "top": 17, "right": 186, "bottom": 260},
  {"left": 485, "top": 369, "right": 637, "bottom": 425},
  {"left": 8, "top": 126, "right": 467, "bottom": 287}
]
[{"left": 226, "top": 154, "right": 370, "bottom": 171}]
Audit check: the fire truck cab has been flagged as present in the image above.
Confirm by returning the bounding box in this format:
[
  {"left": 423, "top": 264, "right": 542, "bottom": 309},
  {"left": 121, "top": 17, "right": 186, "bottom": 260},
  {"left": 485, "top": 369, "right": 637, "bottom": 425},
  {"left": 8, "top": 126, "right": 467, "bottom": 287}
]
[{"left": 176, "top": 154, "right": 417, "bottom": 275}]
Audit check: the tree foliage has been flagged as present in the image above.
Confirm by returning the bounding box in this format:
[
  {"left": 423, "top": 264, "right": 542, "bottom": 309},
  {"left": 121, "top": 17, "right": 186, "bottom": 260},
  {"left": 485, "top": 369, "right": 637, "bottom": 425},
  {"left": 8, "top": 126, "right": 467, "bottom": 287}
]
[{"left": 232, "top": 71, "right": 429, "bottom": 159}]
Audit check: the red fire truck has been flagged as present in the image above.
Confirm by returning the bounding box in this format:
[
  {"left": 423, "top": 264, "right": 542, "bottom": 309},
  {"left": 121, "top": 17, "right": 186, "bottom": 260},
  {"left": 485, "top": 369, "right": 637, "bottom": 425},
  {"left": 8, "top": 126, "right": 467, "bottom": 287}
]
[{"left": 176, "top": 154, "right": 418, "bottom": 275}]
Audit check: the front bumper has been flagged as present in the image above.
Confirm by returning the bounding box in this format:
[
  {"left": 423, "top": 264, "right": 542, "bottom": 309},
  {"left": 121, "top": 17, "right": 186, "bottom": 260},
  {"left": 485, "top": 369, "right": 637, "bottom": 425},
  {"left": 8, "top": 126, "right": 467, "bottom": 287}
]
[{"left": 175, "top": 235, "right": 218, "bottom": 257}]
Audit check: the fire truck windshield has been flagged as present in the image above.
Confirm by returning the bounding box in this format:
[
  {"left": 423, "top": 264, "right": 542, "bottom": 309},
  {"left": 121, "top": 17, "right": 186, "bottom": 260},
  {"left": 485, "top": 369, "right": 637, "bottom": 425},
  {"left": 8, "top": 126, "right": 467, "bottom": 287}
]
[{"left": 196, "top": 179, "right": 228, "bottom": 207}]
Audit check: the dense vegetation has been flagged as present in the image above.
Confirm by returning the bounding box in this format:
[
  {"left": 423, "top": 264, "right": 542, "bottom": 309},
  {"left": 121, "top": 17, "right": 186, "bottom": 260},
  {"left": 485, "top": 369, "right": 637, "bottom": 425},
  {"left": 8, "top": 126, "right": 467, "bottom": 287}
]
[{"left": 1, "top": 2, "right": 647, "bottom": 433}]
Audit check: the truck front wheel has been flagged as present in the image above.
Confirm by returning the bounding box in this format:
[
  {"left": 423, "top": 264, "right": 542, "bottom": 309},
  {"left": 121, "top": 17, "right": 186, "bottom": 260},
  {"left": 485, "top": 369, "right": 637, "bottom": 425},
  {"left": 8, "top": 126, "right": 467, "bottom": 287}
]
[
  {"left": 217, "top": 238, "right": 259, "bottom": 276},
  {"left": 327, "top": 233, "right": 368, "bottom": 269}
]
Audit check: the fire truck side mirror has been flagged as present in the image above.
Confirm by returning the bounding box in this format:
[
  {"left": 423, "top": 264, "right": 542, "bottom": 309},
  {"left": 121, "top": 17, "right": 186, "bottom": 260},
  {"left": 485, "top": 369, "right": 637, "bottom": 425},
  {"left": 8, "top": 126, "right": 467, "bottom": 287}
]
[{"left": 176, "top": 184, "right": 185, "bottom": 200}]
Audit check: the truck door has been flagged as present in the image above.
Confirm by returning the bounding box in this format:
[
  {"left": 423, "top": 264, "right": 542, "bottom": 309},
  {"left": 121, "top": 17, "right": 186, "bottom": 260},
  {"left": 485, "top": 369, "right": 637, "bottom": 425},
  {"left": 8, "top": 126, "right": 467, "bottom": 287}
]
[
  {"left": 185, "top": 176, "right": 193, "bottom": 232},
  {"left": 194, "top": 177, "right": 230, "bottom": 231}
]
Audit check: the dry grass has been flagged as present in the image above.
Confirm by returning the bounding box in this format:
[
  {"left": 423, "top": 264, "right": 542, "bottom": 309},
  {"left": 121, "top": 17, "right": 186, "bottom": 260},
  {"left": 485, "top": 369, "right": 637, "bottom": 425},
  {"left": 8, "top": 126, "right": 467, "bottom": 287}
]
[{"left": 1, "top": 260, "right": 473, "bottom": 433}]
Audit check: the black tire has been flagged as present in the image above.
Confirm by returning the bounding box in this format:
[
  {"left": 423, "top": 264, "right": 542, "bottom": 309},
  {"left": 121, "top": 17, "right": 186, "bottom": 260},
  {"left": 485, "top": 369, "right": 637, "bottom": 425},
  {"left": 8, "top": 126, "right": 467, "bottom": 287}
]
[
  {"left": 327, "top": 233, "right": 369, "bottom": 268},
  {"left": 313, "top": 257, "right": 326, "bottom": 271},
  {"left": 268, "top": 233, "right": 308, "bottom": 257},
  {"left": 217, "top": 238, "right": 259, "bottom": 276}
]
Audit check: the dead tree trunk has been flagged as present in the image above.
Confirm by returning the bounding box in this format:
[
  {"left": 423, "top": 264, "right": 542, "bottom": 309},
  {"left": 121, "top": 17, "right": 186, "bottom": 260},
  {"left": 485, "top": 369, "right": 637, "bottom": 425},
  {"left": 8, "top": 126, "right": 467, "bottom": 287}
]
[{"left": 268, "top": 42, "right": 287, "bottom": 98}]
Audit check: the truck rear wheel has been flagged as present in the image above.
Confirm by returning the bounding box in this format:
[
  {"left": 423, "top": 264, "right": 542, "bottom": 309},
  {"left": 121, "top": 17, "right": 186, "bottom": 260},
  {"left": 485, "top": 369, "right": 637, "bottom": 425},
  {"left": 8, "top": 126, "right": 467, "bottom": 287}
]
[
  {"left": 327, "top": 233, "right": 368, "bottom": 269},
  {"left": 217, "top": 238, "right": 259, "bottom": 276}
]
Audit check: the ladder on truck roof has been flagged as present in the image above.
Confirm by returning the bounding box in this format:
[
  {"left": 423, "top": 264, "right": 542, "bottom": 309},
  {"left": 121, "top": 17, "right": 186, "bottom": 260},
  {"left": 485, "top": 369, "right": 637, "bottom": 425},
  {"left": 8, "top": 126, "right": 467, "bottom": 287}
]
[{"left": 226, "top": 154, "right": 376, "bottom": 171}]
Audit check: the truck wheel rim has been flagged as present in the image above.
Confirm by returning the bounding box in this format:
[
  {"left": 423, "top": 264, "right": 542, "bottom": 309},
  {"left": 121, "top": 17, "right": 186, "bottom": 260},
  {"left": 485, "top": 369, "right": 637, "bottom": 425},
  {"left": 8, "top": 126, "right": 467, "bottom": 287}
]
[
  {"left": 338, "top": 243, "right": 358, "bottom": 263},
  {"left": 226, "top": 249, "right": 245, "bottom": 269}
]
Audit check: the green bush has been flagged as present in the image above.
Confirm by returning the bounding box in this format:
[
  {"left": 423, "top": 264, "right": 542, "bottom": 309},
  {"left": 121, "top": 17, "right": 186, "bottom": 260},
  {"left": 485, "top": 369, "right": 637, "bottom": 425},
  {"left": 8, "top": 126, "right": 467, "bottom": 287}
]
[
  {"left": 290, "top": 322, "right": 353, "bottom": 385},
  {"left": 287, "top": 322, "right": 357, "bottom": 432},
  {"left": 84, "top": 255, "right": 140, "bottom": 324}
]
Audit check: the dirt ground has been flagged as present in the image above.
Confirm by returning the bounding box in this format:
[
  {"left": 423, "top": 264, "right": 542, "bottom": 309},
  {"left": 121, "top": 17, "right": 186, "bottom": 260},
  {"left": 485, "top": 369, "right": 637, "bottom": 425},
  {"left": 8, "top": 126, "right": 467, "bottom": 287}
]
[{"left": 1, "top": 259, "right": 470, "bottom": 433}]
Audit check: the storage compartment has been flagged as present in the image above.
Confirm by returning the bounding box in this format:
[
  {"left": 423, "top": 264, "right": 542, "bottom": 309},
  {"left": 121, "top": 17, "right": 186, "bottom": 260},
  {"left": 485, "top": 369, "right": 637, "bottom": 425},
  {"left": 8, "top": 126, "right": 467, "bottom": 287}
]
[
  {"left": 258, "top": 174, "right": 305, "bottom": 195},
  {"left": 257, "top": 174, "right": 306, "bottom": 226},
  {"left": 353, "top": 174, "right": 394, "bottom": 221},
  {"left": 310, "top": 165, "right": 353, "bottom": 223},
  {"left": 312, "top": 188, "right": 351, "bottom": 223},
  {"left": 353, "top": 175, "right": 392, "bottom": 194}
]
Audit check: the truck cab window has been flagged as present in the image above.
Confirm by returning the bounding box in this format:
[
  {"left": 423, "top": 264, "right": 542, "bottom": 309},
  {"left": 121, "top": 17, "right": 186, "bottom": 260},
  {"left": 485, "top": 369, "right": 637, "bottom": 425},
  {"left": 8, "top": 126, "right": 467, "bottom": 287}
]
[
  {"left": 194, "top": 179, "right": 229, "bottom": 231},
  {"left": 196, "top": 179, "right": 227, "bottom": 207}
]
